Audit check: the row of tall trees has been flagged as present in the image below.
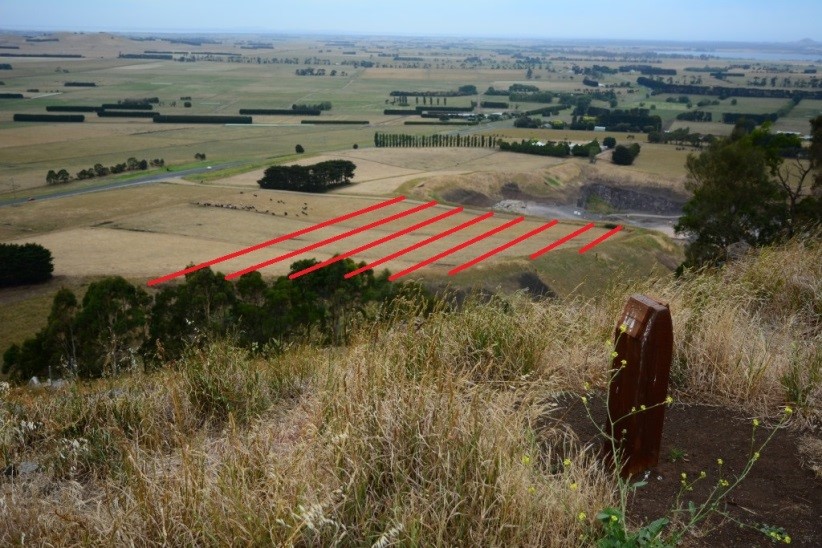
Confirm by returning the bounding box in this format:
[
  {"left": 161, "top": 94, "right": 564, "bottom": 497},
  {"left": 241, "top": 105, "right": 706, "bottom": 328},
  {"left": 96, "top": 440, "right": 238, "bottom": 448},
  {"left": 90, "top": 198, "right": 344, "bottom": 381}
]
[
  {"left": 374, "top": 132, "right": 497, "bottom": 148},
  {"left": 2, "top": 262, "right": 418, "bottom": 381},
  {"left": 257, "top": 160, "right": 356, "bottom": 192}
]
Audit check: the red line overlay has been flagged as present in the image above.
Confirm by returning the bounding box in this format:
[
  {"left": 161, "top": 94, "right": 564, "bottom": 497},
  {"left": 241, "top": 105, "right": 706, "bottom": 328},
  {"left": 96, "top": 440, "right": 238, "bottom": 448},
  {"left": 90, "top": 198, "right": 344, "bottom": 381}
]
[
  {"left": 345, "top": 212, "right": 494, "bottom": 279},
  {"left": 389, "top": 216, "right": 524, "bottom": 281},
  {"left": 288, "top": 207, "right": 463, "bottom": 280},
  {"left": 147, "top": 195, "right": 406, "bottom": 286},
  {"left": 225, "top": 201, "right": 438, "bottom": 280},
  {"left": 530, "top": 223, "right": 595, "bottom": 259},
  {"left": 578, "top": 225, "right": 623, "bottom": 253},
  {"left": 449, "top": 220, "right": 558, "bottom": 276}
]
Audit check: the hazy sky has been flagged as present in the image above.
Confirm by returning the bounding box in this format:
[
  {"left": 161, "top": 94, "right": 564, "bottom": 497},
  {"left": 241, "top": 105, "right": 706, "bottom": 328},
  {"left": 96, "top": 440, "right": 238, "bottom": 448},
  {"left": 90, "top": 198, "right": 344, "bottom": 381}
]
[{"left": 1, "top": 0, "right": 819, "bottom": 42}]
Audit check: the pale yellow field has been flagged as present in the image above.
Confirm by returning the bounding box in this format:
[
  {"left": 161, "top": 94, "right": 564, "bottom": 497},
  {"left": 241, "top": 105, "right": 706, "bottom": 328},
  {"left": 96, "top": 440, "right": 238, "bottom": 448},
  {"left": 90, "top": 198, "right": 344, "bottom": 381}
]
[{"left": 8, "top": 188, "right": 620, "bottom": 282}]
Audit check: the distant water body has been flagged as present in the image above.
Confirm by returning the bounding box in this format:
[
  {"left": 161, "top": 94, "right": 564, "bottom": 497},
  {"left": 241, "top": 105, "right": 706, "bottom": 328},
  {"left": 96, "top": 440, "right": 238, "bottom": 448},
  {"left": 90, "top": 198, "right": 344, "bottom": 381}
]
[{"left": 657, "top": 50, "right": 821, "bottom": 62}]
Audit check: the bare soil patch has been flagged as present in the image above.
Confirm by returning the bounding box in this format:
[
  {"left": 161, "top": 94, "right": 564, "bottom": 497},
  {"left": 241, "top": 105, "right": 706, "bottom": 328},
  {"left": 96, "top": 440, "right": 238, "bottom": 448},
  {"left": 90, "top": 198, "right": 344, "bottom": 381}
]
[{"left": 548, "top": 398, "right": 821, "bottom": 547}]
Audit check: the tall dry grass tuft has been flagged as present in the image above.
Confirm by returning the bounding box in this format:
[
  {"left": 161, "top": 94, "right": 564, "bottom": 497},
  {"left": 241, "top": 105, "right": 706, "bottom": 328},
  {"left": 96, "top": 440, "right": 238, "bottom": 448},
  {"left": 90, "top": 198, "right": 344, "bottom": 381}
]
[{"left": 660, "top": 235, "right": 821, "bottom": 421}]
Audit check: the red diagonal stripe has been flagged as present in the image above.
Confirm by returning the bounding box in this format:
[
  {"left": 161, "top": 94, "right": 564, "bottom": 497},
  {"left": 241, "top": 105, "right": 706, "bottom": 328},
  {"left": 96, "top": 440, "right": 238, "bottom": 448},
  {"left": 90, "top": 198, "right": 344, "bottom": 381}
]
[
  {"left": 389, "top": 216, "right": 524, "bottom": 281},
  {"left": 345, "top": 212, "right": 494, "bottom": 279},
  {"left": 288, "top": 207, "right": 463, "bottom": 280},
  {"left": 449, "top": 220, "right": 558, "bottom": 276},
  {"left": 147, "top": 195, "right": 406, "bottom": 286},
  {"left": 579, "top": 225, "right": 623, "bottom": 254},
  {"left": 225, "top": 200, "right": 438, "bottom": 280},
  {"left": 530, "top": 223, "right": 595, "bottom": 259}
]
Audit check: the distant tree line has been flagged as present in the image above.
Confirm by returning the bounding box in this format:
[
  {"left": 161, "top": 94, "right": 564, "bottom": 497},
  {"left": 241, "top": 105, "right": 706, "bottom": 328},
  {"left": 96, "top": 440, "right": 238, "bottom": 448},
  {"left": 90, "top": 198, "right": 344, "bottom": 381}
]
[
  {"left": 619, "top": 65, "right": 677, "bottom": 76},
  {"left": 257, "top": 160, "right": 356, "bottom": 192},
  {"left": 64, "top": 81, "right": 96, "bottom": 87},
  {"left": 46, "top": 157, "right": 162, "bottom": 185},
  {"left": 2, "top": 264, "right": 419, "bottom": 381},
  {"left": 637, "top": 76, "right": 822, "bottom": 99},
  {"left": 374, "top": 132, "right": 497, "bottom": 148},
  {"left": 389, "top": 85, "right": 477, "bottom": 96},
  {"left": 480, "top": 101, "right": 509, "bottom": 109},
  {"left": 14, "top": 113, "right": 83, "bottom": 122},
  {"left": 677, "top": 110, "right": 713, "bottom": 122},
  {"left": 0, "top": 64, "right": 12, "bottom": 70},
  {"left": 292, "top": 102, "right": 332, "bottom": 111},
  {"left": 498, "top": 140, "right": 571, "bottom": 157},
  {"left": 1, "top": 93, "right": 24, "bottom": 99},
  {"left": 0, "top": 243, "right": 53, "bottom": 288}
]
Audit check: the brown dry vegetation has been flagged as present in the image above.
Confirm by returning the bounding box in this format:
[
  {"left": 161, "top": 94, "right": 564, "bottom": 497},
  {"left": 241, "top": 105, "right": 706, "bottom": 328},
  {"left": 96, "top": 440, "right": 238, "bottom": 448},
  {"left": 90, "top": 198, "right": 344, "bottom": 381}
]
[{"left": 0, "top": 236, "right": 818, "bottom": 545}]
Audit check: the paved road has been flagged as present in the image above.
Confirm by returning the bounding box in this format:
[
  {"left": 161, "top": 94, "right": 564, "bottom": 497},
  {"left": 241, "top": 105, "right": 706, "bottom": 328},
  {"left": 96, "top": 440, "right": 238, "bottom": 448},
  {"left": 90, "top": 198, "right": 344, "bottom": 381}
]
[{"left": 0, "top": 161, "right": 245, "bottom": 208}]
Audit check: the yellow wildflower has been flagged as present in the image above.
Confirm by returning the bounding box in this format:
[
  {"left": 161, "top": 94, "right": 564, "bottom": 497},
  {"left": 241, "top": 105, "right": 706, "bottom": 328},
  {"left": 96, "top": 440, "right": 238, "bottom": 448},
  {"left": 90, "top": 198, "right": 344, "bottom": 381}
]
[
  {"left": 619, "top": 323, "right": 628, "bottom": 333},
  {"left": 784, "top": 406, "right": 793, "bottom": 415},
  {"left": 563, "top": 458, "right": 572, "bottom": 467},
  {"left": 753, "top": 418, "right": 760, "bottom": 427},
  {"left": 578, "top": 512, "right": 587, "bottom": 521},
  {"left": 665, "top": 396, "right": 674, "bottom": 405},
  {"left": 521, "top": 454, "right": 531, "bottom": 466},
  {"left": 610, "top": 514, "right": 618, "bottom": 522},
  {"left": 717, "top": 458, "right": 723, "bottom": 466},
  {"left": 569, "top": 482, "right": 578, "bottom": 491}
]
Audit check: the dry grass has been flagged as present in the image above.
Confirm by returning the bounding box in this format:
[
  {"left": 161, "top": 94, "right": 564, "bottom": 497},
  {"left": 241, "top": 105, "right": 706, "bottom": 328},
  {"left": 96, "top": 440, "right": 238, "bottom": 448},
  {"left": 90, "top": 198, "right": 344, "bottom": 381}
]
[{"left": 1, "top": 235, "right": 817, "bottom": 545}]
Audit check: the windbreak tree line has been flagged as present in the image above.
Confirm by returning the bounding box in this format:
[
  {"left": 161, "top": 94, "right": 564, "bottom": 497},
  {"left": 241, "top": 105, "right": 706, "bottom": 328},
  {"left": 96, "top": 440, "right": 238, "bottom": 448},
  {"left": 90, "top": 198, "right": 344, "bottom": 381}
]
[
  {"left": 374, "top": 132, "right": 497, "bottom": 148},
  {"left": 2, "top": 260, "right": 422, "bottom": 382},
  {"left": 257, "top": 160, "right": 356, "bottom": 192}
]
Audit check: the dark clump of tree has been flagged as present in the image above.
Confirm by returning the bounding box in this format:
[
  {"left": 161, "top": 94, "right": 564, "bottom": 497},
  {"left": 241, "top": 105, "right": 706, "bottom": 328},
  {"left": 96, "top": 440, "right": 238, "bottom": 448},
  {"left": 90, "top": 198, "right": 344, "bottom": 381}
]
[
  {"left": 0, "top": 64, "right": 12, "bottom": 70},
  {"left": 480, "top": 101, "right": 509, "bottom": 109},
  {"left": 677, "top": 110, "right": 713, "bottom": 122},
  {"left": 637, "top": 76, "right": 822, "bottom": 100},
  {"left": 498, "top": 139, "right": 570, "bottom": 158},
  {"left": 14, "top": 113, "right": 84, "bottom": 122},
  {"left": 1, "top": 93, "right": 25, "bottom": 99},
  {"left": 292, "top": 102, "right": 332, "bottom": 111},
  {"left": 2, "top": 263, "right": 420, "bottom": 382},
  {"left": 513, "top": 115, "right": 542, "bottom": 128},
  {"left": 97, "top": 110, "right": 159, "bottom": 118},
  {"left": 0, "top": 243, "right": 53, "bottom": 287},
  {"left": 611, "top": 144, "right": 641, "bottom": 165},
  {"left": 675, "top": 117, "right": 821, "bottom": 268},
  {"left": 63, "top": 81, "right": 96, "bottom": 87},
  {"left": 295, "top": 144, "right": 305, "bottom": 154},
  {"left": 383, "top": 109, "right": 417, "bottom": 115},
  {"left": 603, "top": 136, "right": 617, "bottom": 149},
  {"left": 258, "top": 159, "right": 355, "bottom": 192}
]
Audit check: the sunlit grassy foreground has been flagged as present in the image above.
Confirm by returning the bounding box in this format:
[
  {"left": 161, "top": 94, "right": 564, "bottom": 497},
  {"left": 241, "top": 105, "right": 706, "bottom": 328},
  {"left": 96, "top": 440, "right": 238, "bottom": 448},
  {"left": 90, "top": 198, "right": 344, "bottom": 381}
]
[{"left": 0, "top": 236, "right": 818, "bottom": 545}]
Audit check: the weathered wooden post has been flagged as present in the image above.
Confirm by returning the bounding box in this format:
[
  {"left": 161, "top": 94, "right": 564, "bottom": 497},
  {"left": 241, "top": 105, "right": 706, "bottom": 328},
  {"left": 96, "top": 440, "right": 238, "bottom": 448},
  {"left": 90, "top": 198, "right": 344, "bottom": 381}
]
[{"left": 603, "top": 294, "right": 673, "bottom": 478}]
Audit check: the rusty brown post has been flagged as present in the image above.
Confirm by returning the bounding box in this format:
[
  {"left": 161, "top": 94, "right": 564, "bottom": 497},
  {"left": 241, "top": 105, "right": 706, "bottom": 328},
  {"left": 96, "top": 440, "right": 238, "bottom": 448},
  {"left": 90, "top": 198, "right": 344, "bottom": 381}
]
[{"left": 603, "top": 294, "right": 673, "bottom": 478}]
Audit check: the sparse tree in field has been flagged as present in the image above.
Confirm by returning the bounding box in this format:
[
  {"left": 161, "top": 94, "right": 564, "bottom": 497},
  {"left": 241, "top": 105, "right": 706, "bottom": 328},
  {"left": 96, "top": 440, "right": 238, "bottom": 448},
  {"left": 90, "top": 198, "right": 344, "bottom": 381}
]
[
  {"left": 603, "top": 136, "right": 617, "bottom": 149},
  {"left": 295, "top": 144, "right": 305, "bottom": 154}
]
